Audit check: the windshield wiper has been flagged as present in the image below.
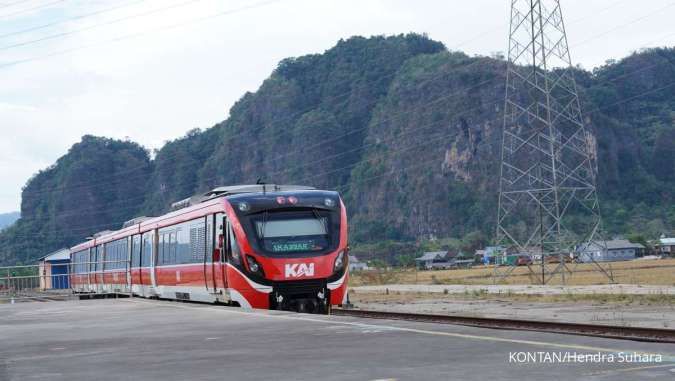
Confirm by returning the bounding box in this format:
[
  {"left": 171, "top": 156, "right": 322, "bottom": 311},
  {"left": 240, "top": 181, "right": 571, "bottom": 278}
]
[
  {"left": 312, "top": 208, "right": 327, "bottom": 234},
  {"left": 260, "top": 210, "right": 269, "bottom": 239}
]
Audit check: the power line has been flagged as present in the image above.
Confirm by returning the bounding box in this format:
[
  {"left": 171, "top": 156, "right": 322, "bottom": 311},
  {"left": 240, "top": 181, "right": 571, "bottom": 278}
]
[
  {"left": 0, "top": 0, "right": 205, "bottom": 51},
  {"left": 0, "top": 0, "right": 147, "bottom": 40},
  {"left": 0, "top": 0, "right": 284, "bottom": 68},
  {"left": 574, "top": 1, "right": 675, "bottom": 47},
  {"left": 17, "top": 69, "right": 501, "bottom": 220},
  {"left": 13, "top": 49, "right": 675, "bottom": 208},
  {"left": 0, "top": 0, "right": 66, "bottom": 20},
  {"left": 20, "top": 53, "right": 492, "bottom": 198},
  {"left": 2, "top": 0, "right": 672, "bottom": 221},
  {"left": 11, "top": 0, "right": 671, "bottom": 199},
  {"left": 0, "top": 0, "right": 34, "bottom": 10},
  {"left": 3, "top": 77, "right": 673, "bottom": 242},
  {"left": 3, "top": 0, "right": 665, "bottom": 198}
]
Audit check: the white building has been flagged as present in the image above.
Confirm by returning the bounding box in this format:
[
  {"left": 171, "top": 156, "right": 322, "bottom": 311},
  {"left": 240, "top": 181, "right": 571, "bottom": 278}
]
[
  {"left": 38, "top": 248, "right": 71, "bottom": 290},
  {"left": 657, "top": 236, "right": 675, "bottom": 256},
  {"left": 579, "top": 239, "right": 645, "bottom": 263},
  {"left": 348, "top": 255, "right": 369, "bottom": 271}
]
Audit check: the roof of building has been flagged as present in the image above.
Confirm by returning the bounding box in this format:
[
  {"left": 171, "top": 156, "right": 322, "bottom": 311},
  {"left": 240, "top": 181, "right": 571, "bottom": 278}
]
[
  {"left": 659, "top": 237, "right": 675, "bottom": 245},
  {"left": 348, "top": 255, "right": 363, "bottom": 263},
  {"left": 415, "top": 251, "right": 447, "bottom": 261},
  {"left": 38, "top": 248, "right": 70, "bottom": 262},
  {"left": 605, "top": 239, "right": 645, "bottom": 250},
  {"left": 582, "top": 239, "right": 644, "bottom": 251}
]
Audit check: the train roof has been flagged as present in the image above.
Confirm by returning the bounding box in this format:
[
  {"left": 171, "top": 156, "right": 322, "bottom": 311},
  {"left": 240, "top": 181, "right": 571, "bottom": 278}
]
[
  {"left": 69, "top": 184, "right": 327, "bottom": 252},
  {"left": 206, "top": 184, "right": 315, "bottom": 196}
]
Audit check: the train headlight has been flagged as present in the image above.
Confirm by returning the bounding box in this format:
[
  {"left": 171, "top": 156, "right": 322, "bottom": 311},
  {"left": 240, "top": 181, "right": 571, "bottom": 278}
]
[
  {"left": 324, "top": 198, "right": 336, "bottom": 208},
  {"left": 246, "top": 255, "right": 263, "bottom": 276},
  {"left": 238, "top": 202, "right": 250, "bottom": 212},
  {"left": 333, "top": 250, "right": 346, "bottom": 272}
]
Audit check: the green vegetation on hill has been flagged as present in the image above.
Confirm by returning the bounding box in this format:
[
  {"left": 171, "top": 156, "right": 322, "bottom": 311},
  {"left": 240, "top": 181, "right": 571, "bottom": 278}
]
[
  {"left": 0, "top": 34, "right": 673, "bottom": 265},
  {"left": 0, "top": 212, "right": 19, "bottom": 231}
]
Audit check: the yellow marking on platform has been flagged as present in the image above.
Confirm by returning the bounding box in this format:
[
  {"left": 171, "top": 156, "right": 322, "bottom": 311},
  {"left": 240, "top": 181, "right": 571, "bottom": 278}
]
[{"left": 124, "top": 298, "right": 675, "bottom": 360}]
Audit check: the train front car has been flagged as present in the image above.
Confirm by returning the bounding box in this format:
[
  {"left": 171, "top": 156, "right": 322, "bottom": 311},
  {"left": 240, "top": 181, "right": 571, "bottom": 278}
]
[{"left": 223, "top": 190, "right": 348, "bottom": 313}]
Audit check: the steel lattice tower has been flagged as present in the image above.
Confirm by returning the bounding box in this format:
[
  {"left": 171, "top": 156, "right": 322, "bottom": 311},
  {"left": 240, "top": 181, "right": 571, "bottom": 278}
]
[{"left": 495, "top": 0, "right": 611, "bottom": 284}]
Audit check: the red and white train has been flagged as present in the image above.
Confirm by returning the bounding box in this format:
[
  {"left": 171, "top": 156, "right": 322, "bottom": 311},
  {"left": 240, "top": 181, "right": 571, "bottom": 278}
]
[{"left": 70, "top": 185, "right": 349, "bottom": 313}]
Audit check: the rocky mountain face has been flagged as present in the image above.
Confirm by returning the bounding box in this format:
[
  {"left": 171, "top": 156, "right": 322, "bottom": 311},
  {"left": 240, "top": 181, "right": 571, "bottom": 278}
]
[{"left": 1, "top": 34, "right": 673, "bottom": 265}]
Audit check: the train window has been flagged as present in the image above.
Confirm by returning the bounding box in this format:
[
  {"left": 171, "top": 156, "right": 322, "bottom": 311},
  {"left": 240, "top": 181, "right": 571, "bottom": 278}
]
[
  {"left": 228, "top": 223, "right": 240, "bottom": 262},
  {"left": 141, "top": 232, "right": 153, "bottom": 267},
  {"left": 170, "top": 232, "right": 178, "bottom": 264},
  {"left": 176, "top": 227, "right": 191, "bottom": 264},
  {"left": 158, "top": 231, "right": 176, "bottom": 265},
  {"left": 90, "top": 248, "right": 95, "bottom": 273},
  {"left": 73, "top": 250, "right": 87, "bottom": 273},
  {"left": 131, "top": 235, "right": 141, "bottom": 268},
  {"left": 106, "top": 240, "right": 125, "bottom": 270},
  {"left": 106, "top": 242, "right": 113, "bottom": 270},
  {"left": 80, "top": 251, "right": 86, "bottom": 273},
  {"left": 252, "top": 211, "right": 330, "bottom": 254},
  {"left": 158, "top": 233, "right": 166, "bottom": 265}
]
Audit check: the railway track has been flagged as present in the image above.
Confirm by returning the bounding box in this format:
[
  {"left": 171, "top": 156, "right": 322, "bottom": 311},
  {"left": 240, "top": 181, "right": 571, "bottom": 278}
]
[{"left": 332, "top": 308, "right": 675, "bottom": 343}]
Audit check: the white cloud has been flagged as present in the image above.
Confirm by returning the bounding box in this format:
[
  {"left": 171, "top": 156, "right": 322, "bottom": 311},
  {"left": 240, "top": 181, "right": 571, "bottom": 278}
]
[{"left": 0, "top": 0, "right": 673, "bottom": 213}]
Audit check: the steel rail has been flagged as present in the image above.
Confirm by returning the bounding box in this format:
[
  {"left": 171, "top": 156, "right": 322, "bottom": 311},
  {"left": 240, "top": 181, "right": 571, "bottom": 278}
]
[{"left": 332, "top": 308, "right": 675, "bottom": 344}]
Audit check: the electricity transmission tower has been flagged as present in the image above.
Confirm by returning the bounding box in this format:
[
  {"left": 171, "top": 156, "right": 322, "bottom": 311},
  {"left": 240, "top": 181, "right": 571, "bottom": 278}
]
[{"left": 494, "top": 0, "right": 612, "bottom": 284}]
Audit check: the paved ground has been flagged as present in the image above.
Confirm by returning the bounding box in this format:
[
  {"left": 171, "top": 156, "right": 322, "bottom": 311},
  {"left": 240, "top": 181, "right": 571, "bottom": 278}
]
[{"left": 1, "top": 299, "right": 674, "bottom": 381}]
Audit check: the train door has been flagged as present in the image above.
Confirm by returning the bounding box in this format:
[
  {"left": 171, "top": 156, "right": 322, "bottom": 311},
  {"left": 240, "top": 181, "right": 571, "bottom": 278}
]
[
  {"left": 205, "top": 213, "right": 227, "bottom": 295},
  {"left": 86, "top": 247, "right": 93, "bottom": 292},
  {"left": 214, "top": 213, "right": 227, "bottom": 290},
  {"left": 126, "top": 237, "right": 133, "bottom": 294},
  {"left": 140, "top": 231, "right": 153, "bottom": 296},
  {"left": 150, "top": 229, "right": 158, "bottom": 293},
  {"left": 97, "top": 245, "right": 104, "bottom": 293},
  {"left": 90, "top": 246, "right": 100, "bottom": 293},
  {"left": 140, "top": 232, "right": 149, "bottom": 289}
]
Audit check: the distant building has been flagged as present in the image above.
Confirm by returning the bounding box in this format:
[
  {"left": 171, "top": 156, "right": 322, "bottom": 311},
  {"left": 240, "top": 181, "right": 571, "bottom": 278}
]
[
  {"left": 414, "top": 251, "right": 473, "bottom": 270},
  {"left": 657, "top": 236, "right": 675, "bottom": 257},
  {"left": 475, "top": 246, "right": 504, "bottom": 264},
  {"left": 38, "top": 248, "right": 70, "bottom": 290},
  {"left": 578, "top": 239, "right": 645, "bottom": 263},
  {"left": 348, "top": 255, "right": 369, "bottom": 271},
  {"left": 415, "top": 251, "right": 448, "bottom": 270}
]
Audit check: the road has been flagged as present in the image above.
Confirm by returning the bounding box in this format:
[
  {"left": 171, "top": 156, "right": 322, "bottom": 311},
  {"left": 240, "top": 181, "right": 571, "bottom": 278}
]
[{"left": 1, "top": 298, "right": 674, "bottom": 380}]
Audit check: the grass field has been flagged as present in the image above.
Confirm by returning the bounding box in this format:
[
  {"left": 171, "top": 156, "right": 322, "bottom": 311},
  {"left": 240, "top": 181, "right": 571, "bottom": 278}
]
[{"left": 350, "top": 258, "right": 675, "bottom": 286}]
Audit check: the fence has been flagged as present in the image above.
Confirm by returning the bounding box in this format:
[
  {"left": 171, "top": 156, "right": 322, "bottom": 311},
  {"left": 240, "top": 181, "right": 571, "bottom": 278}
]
[
  {"left": 349, "top": 257, "right": 675, "bottom": 287},
  {"left": 0, "top": 259, "right": 131, "bottom": 304}
]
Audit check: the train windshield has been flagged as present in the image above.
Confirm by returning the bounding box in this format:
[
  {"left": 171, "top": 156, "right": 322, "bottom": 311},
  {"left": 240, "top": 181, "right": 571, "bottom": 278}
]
[{"left": 253, "top": 211, "right": 330, "bottom": 254}]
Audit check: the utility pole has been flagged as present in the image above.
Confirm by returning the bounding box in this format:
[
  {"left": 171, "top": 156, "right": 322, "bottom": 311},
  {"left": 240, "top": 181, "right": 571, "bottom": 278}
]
[{"left": 494, "top": 0, "right": 612, "bottom": 284}]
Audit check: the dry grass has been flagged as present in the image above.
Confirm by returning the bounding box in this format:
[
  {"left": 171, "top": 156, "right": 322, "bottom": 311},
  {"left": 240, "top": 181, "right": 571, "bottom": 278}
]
[{"left": 350, "top": 258, "right": 675, "bottom": 286}]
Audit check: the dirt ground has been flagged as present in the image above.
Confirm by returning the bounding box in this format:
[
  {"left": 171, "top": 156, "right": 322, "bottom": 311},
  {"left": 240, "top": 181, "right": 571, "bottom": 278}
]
[{"left": 348, "top": 288, "right": 675, "bottom": 329}]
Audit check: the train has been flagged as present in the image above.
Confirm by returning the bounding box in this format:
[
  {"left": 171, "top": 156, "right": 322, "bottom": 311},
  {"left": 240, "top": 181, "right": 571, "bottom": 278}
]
[{"left": 69, "top": 184, "right": 349, "bottom": 313}]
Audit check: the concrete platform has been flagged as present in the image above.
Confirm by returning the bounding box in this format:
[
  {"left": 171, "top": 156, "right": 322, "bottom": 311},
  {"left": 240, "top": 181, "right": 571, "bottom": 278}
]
[
  {"left": 354, "top": 283, "right": 675, "bottom": 295},
  {"left": 1, "top": 299, "right": 674, "bottom": 381}
]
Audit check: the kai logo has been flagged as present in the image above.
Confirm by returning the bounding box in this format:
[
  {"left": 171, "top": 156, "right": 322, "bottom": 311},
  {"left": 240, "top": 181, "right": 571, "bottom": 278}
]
[{"left": 285, "top": 263, "right": 315, "bottom": 278}]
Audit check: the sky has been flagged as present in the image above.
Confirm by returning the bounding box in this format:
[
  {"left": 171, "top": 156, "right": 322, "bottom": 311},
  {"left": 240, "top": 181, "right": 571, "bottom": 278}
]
[{"left": 0, "top": 0, "right": 673, "bottom": 213}]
